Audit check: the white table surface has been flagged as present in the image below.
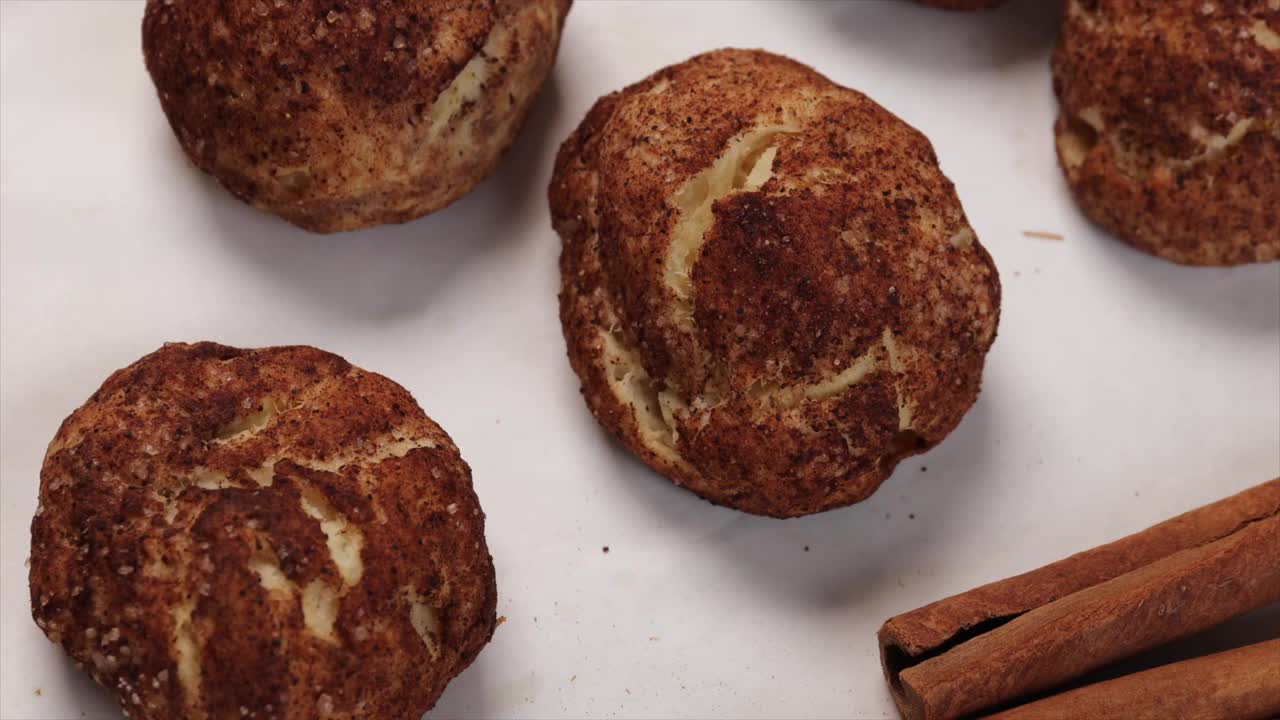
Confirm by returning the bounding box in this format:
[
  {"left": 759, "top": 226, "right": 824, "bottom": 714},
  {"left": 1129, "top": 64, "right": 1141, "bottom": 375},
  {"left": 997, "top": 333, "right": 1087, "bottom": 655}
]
[{"left": 2, "top": 1, "right": 1278, "bottom": 718}]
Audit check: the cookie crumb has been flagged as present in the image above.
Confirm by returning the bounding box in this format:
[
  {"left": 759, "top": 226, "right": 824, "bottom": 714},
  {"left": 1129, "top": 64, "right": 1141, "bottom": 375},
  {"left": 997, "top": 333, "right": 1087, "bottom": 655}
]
[{"left": 1022, "top": 230, "right": 1064, "bottom": 241}]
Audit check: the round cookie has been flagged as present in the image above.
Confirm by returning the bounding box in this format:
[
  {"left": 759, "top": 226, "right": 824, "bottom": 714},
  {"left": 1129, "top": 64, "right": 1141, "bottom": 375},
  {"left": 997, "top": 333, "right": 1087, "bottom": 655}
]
[
  {"left": 552, "top": 49, "right": 1001, "bottom": 518},
  {"left": 1053, "top": 0, "right": 1279, "bottom": 265},
  {"left": 30, "top": 343, "right": 495, "bottom": 719},
  {"left": 143, "top": 0, "right": 570, "bottom": 233}
]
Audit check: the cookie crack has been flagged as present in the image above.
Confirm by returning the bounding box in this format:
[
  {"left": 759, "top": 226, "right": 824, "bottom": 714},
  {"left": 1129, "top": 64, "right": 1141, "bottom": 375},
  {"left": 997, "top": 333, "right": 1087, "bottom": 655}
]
[{"left": 664, "top": 124, "right": 798, "bottom": 328}]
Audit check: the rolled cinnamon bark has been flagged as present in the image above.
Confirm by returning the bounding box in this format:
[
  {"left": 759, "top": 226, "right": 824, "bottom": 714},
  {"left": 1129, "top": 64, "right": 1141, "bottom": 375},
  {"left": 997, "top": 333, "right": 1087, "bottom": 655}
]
[
  {"left": 987, "top": 638, "right": 1280, "bottom": 720},
  {"left": 879, "top": 478, "right": 1280, "bottom": 720}
]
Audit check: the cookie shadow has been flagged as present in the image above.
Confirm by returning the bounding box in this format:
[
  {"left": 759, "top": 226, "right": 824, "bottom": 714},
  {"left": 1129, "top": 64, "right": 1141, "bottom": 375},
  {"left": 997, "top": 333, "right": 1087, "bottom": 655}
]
[
  {"left": 58, "top": 654, "right": 123, "bottom": 719},
  {"left": 181, "top": 76, "right": 562, "bottom": 325},
  {"left": 604, "top": 389, "right": 999, "bottom": 614},
  {"left": 1085, "top": 603, "right": 1280, "bottom": 684},
  {"left": 429, "top": 649, "right": 494, "bottom": 719},
  {"left": 813, "top": 0, "right": 1061, "bottom": 69},
  {"left": 705, "top": 394, "right": 996, "bottom": 613},
  {"left": 1002, "top": 602, "right": 1280, "bottom": 710},
  {"left": 1090, "top": 232, "right": 1280, "bottom": 334}
]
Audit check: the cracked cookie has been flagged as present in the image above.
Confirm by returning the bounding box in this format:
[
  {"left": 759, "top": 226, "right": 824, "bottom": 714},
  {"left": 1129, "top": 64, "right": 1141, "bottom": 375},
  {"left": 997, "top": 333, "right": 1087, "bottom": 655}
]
[
  {"left": 143, "top": 0, "right": 570, "bottom": 233},
  {"left": 552, "top": 49, "right": 1001, "bottom": 518},
  {"left": 29, "top": 342, "right": 495, "bottom": 719},
  {"left": 1053, "top": 0, "right": 1280, "bottom": 265}
]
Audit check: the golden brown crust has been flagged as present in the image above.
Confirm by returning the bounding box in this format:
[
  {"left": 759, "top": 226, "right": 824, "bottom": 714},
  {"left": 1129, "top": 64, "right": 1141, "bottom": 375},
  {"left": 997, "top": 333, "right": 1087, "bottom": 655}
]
[
  {"left": 552, "top": 49, "right": 1000, "bottom": 518},
  {"left": 30, "top": 343, "right": 496, "bottom": 720},
  {"left": 143, "top": 0, "right": 570, "bottom": 233},
  {"left": 1052, "top": 0, "right": 1280, "bottom": 266}
]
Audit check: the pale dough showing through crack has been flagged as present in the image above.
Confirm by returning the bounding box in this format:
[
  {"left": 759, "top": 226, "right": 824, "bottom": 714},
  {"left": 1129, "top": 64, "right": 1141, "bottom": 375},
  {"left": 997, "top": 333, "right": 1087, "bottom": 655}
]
[
  {"left": 30, "top": 343, "right": 496, "bottom": 719},
  {"left": 143, "top": 0, "right": 571, "bottom": 233},
  {"left": 1053, "top": 0, "right": 1280, "bottom": 266},
  {"left": 553, "top": 49, "right": 1001, "bottom": 518}
]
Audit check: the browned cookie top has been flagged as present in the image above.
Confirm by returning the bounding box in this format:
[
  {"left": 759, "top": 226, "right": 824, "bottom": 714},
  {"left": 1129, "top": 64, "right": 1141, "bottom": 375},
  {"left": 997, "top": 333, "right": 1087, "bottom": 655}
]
[
  {"left": 553, "top": 49, "right": 1000, "bottom": 517},
  {"left": 144, "top": 1, "right": 493, "bottom": 177},
  {"left": 143, "top": 0, "right": 571, "bottom": 232},
  {"left": 31, "top": 342, "right": 495, "bottom": 719},
  {"left": 1055, "top": 0, "right": 1279, "bottom": 171},
  {"left": 1052, "top": 0, "right": 1279, "bottom": 265}
]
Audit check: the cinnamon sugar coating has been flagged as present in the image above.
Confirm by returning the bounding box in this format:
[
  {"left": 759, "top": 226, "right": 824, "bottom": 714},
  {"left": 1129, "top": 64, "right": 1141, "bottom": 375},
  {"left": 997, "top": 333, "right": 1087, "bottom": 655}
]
[
  {"left": 1053, "top": 0, "right": 1280, "bottom": 265},
  {"left": 552, "top": 49, "right": 1001, "bottom": 518},
  {"left": 30, "top": 343, "right": 495, "bottom": 719},
  {"left": 144, "top": 0, "right": 570, "bottom": 232}
]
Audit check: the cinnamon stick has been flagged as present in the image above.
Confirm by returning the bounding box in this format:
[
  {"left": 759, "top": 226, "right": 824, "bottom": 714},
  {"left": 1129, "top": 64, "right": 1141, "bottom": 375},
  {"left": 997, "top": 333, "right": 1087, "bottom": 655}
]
[
  {"left": 878, "top": 478, "right": 1280, "bottom": 720},
  {"left": 987, "top": 638, "right": 1280, "bottom": 720}
]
